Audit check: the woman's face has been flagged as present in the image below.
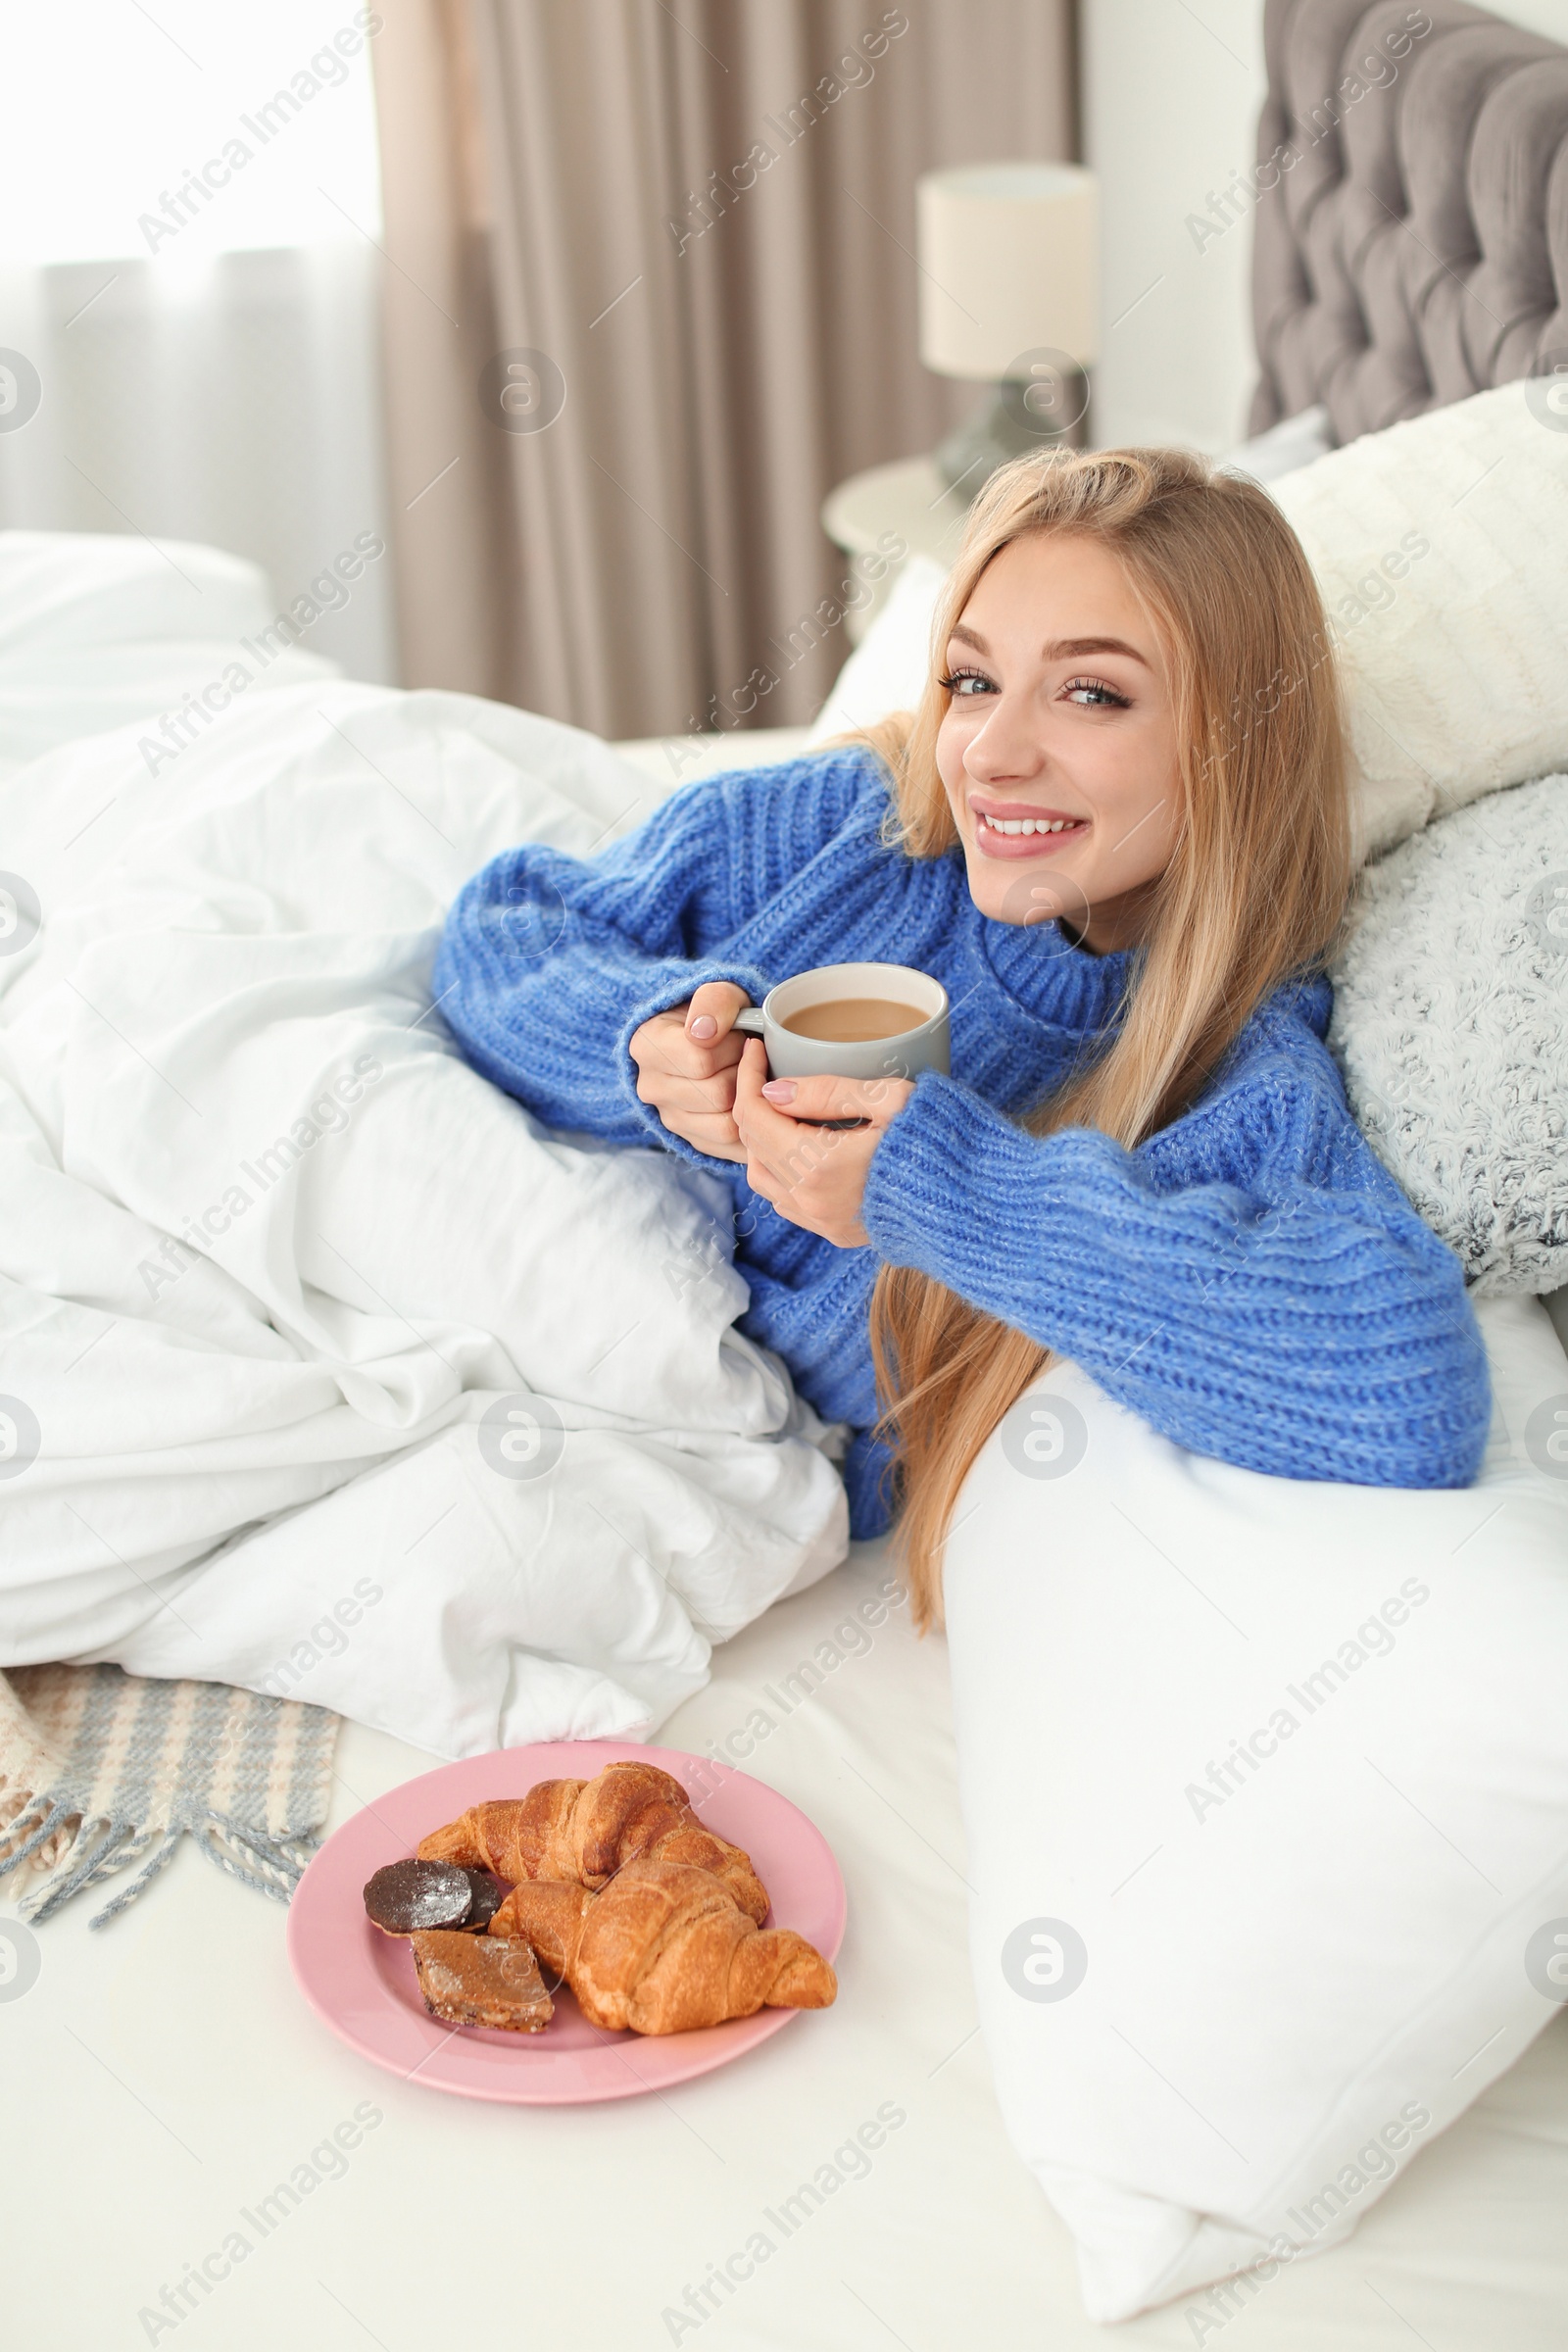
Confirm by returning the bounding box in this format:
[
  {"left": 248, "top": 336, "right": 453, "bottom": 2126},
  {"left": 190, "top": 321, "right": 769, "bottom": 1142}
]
[{"left": 935, "top": 531, "right": 1181, "bottom": 954}]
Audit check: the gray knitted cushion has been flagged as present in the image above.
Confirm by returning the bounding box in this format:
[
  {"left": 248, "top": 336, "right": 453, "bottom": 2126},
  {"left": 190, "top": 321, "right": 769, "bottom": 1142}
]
[{"left": 1328, "top": 774, "right": 1568, "bottom": 1295}]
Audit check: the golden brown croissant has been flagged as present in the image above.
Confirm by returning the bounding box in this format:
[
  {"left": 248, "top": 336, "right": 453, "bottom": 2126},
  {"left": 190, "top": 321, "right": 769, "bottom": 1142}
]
[
  {"left": 415, "top": 1760, "right": 770, "bottom": 1925},
  {"left": 489, "top": 1857, "right": 836, "bottom": 2034}
]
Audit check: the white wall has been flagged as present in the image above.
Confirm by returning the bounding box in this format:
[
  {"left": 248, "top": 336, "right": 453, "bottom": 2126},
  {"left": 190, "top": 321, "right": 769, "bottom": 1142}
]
[
  {"left": 1082, "top": 0, "right": 1565, "bottom": 457},
  {"left": 1082, "top": 0, "right": 1268, "bottom": 454},
  {"left": 1485, "top": 0, "right": 1568, "bottom": 34}
]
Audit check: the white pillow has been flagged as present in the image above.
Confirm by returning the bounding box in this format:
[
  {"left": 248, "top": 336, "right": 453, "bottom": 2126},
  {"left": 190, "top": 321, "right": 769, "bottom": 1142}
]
[
  {"left": 0, "top": 527, "right": 273, "bottom": 651},
  {"left": 0, "top": 529, "right": 336, "bottom": 772},
  {"left": 1270, "top": 382, "right": 1568, "bottom": 863},
  {"left": 1220, "top": 402, "right": 1335, "bottom": 485},
  {"left": 944, "top": 1291, "right": 1568, "bottom": 2324},
  {"left": 807, "top": 554, "right": 947, "bottom": 744},
  {"left": 1329, "top": 772, "right": 1568, "bottom": 1295}
]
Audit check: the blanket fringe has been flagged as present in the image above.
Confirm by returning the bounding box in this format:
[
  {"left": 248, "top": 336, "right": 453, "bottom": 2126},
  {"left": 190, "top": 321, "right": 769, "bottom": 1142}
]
[
  {"left": 0, "top": 1796, "right": 74, "bottom": 1875},
  {"left": 85, "top": 1831, "right": 185, "bottom": 1928},
  {"left": 193, "top": 1812, "right": 318, "bottom": 1907},
  {"left": 5, "top": 1813, "right": 152, "bottom": 1923},
  {"left": 0, "top": 1801, "right": 321, "bottom": 1928}
]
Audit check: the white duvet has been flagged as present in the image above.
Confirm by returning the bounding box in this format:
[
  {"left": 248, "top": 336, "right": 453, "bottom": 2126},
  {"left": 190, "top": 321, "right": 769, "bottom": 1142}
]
[{"left": 0, "top": 679, "right": 847, "bottom": 1755}]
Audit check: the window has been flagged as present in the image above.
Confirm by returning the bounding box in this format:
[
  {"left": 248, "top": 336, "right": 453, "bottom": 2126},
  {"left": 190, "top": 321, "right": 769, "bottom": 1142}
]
[{"left": 0, "top": 0, "right": 382, "bottom": 265}]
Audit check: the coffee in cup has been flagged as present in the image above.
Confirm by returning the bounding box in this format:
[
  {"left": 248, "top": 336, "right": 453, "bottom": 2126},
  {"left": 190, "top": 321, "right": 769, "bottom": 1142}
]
[
  {"left": 780, "top": 998, "right": 933, "bottom": 1045},
  {"left": 733, "top": 960, "right": 950, "bottom": 1083}
]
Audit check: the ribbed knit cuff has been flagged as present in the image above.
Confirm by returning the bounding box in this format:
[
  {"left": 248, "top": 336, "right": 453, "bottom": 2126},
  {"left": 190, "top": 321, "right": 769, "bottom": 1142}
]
[
  {"left": 861, "top": 1070, "right": 1015, "bottom": 1276},
  {"left": 613, "top": 959, "right": 772, "bottom": 1167}
]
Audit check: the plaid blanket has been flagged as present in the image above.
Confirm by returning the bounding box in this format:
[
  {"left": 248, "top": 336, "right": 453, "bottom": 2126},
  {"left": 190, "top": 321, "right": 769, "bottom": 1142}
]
[{"left": 0, "top": 1662, "right": 338, "bottom": 1928}]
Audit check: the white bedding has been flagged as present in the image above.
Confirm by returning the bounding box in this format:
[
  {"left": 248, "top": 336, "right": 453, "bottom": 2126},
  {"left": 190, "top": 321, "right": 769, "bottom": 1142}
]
[
  {"left": 9, "top": 1539, "right": 1567, "bottom": 2352},
  {"left": 0, "top": 679, "right": 846, "bottom": 1750}
]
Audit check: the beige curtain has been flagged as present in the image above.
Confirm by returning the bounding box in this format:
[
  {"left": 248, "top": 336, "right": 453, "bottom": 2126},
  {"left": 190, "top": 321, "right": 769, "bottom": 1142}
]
[{"left": 371, "top": 0, "right": 1077, "bottom": 739}]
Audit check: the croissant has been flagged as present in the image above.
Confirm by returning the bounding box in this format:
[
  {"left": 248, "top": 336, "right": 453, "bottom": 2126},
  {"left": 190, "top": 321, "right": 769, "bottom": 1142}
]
[
  {"left": 490, "top": 1857, "right": 836, "bottom": 2034},
  {"left": 416, "top": 1760, "right": 770, "bottom": 1925}
]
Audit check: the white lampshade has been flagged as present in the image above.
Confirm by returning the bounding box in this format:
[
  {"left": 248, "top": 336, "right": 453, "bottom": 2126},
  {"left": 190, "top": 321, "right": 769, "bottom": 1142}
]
[{"left": 917, "top": 163, "right": 1099, "bottom": 380}]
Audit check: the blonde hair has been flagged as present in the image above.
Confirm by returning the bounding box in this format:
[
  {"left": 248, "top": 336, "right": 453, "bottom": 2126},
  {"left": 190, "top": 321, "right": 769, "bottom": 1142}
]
[{"left": 855, "top": 447, "right": 1350, "bottom": 1631}]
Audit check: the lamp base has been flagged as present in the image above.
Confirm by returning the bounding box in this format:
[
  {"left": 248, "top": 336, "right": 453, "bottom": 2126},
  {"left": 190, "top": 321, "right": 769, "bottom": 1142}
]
[{"left": 933, "top": 365, "right": 1091, "bottom": 495}]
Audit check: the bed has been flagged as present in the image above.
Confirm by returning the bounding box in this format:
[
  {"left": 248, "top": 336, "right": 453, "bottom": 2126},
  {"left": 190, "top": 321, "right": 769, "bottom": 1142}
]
[
  {"left": 11, "top": 1535, "right": 1568, "bottom": 2352},
  {"left": 6, "top": 4, "right": 1568, "bottom": 2346}
]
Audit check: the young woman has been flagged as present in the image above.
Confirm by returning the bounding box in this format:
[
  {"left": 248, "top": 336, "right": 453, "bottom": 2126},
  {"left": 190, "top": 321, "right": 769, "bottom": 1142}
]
[{"left": 435, "top": 448, "right": 1490, "bottom": 1627}]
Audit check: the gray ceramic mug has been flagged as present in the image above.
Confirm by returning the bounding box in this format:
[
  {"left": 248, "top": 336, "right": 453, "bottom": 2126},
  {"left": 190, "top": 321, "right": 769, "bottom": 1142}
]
[{"left": 733, "top": 959, "right": 950, "bottom": 1087}]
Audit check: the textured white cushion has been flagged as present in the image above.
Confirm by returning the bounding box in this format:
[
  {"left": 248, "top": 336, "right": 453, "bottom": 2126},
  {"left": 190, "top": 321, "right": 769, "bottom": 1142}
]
[
  {"left": 945, "top": 1291, "right": 1568, "bottom": 2323},
  {"left": 1329, "top": 773, "right": 1568, "bottom": 1295},
  {"left": 1271, "top": 383, "right": 1568, "bottom": 862}
]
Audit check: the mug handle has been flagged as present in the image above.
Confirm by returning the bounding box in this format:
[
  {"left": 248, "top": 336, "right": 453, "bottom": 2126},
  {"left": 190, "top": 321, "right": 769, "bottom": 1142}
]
[{"left": 727, "top": 1003, "right": 865, "bottom": 1129}]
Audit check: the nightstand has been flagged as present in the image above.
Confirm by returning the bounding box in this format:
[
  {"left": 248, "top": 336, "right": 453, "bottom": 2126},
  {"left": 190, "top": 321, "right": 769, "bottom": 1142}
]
[{"left": 820, "top": 456, "right": 971, "bottom": 643}]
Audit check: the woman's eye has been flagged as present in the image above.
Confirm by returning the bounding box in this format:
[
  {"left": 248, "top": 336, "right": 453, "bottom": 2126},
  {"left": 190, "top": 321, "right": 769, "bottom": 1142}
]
[
  {"left": 1062, "top": 675, "right": 1129, "bottom": 708},
  {"left": 939, "top": 666, "right": 995, "bottom": 697}
]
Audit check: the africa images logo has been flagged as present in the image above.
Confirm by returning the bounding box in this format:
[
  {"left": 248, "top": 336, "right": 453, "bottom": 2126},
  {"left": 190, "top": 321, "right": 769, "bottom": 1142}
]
[
  {"left": 1000, "top": 1391, "right": 1089, "bottom": 1480},
  {"left": 1525, "top": 351, "right": 1568, "bottom": 435},
  {"left": 1526, "top": 1919, "right": 1568, "bottom": 2004},
  {"left": 0, "top": 351, "right": 41, "bottom": 433},
  {"left": 1001, "top": 1917, "right": 1089, "bottom": 2003},
  {"left": 477, "top": 1394, "right": 565, "bottom": 1481}
]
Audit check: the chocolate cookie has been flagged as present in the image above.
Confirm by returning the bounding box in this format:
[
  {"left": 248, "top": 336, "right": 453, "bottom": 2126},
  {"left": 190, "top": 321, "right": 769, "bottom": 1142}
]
[
  {"left": 459, "top": 1868, "right": 511, "bottom": 1932},
  {"left": 363, "top": 1858, "right": 474, "bottom": 1936}
]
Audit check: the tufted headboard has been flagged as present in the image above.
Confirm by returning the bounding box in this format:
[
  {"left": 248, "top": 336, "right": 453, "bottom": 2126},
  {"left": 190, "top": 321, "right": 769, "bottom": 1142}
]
[{"left": 1249, "top": 0, "right": 1568, "bottom": 439}]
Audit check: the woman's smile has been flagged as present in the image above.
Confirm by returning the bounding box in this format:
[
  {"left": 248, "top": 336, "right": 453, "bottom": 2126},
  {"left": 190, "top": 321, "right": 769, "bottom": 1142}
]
[{"left": 968, "top": 795, "right": 1090, "bottom": 858}]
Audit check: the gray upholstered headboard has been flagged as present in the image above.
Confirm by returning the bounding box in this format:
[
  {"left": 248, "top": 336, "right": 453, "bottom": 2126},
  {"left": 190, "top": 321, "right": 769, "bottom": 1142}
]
[{"left": 1250, "top": 0, "right": 1568, "bottom": 438}]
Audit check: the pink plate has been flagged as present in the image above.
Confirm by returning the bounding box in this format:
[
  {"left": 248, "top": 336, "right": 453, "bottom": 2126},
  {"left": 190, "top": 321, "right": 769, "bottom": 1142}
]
[{"left": 286, "top": 1740, "right": 846, "bottom": 2104}]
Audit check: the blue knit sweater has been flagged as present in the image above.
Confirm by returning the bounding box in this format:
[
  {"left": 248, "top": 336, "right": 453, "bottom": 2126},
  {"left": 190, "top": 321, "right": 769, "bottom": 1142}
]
[{"left": 435, "top": 746, "right": 1490, "bottom": 1535}]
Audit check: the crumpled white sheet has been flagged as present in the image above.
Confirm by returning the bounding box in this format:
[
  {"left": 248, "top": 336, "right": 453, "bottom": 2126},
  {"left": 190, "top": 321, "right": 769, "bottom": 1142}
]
[{"left": 0, "top": 680, "right": 847, "bottom": 1755}]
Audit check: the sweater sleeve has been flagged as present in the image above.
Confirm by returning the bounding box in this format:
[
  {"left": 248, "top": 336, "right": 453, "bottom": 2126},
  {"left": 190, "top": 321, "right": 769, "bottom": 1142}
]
[
  {"left": 432, "top": 751, "right": 872, "bottom": 1155},
  {"left": 859, "top": 1063, "right": 1492, "bottom": 1492}
]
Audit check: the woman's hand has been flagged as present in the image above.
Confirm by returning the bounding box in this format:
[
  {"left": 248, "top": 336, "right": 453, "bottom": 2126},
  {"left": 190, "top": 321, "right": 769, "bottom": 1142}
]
[
  {"left": 628, "top": 981, "right": 752, "bottom": 1161},
  {"left": 733, "top": 1040, "right": 913, "bottom": 1246}
]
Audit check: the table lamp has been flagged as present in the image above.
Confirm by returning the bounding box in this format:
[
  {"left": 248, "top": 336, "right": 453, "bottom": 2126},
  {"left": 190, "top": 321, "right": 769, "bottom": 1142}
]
[{"left": 916, "top": 162, "right": 1099, "bottom": 493}]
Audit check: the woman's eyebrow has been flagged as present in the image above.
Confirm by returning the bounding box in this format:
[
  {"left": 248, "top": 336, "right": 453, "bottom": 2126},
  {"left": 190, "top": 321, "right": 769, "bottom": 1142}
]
[
  {"left": 944, "top": 624, "right": 1151, "bottom": 669},
  {"left": 1045, "top": 635, "right": 1151, "bottom": 668}
]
